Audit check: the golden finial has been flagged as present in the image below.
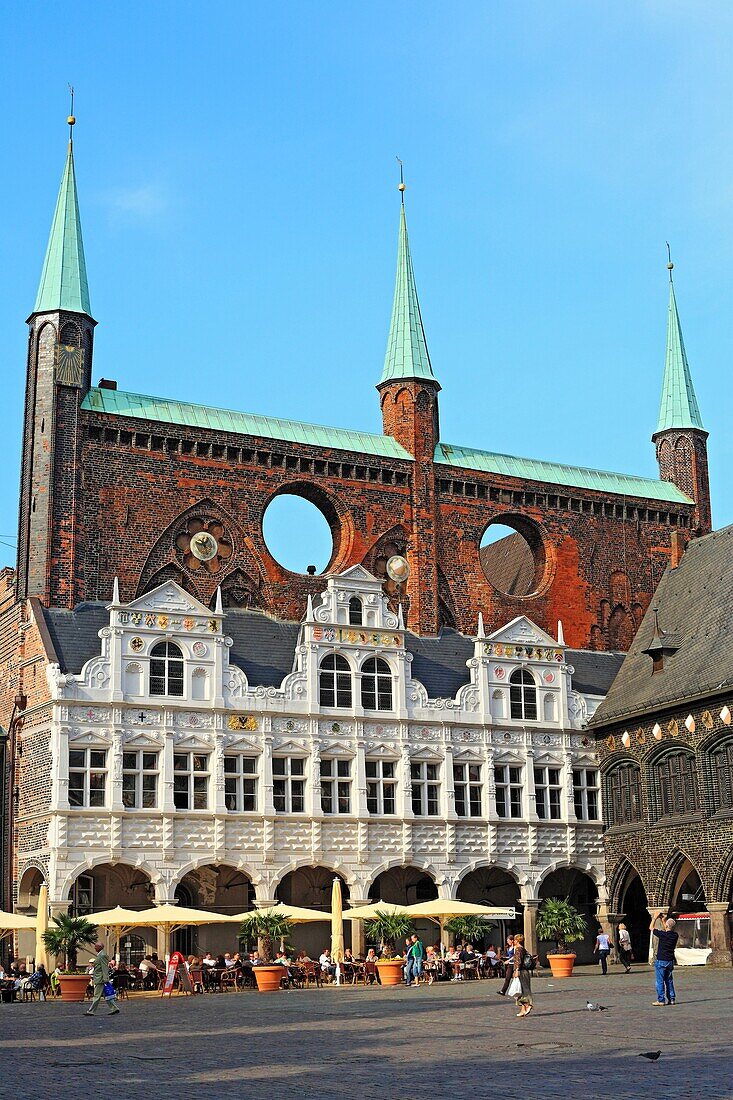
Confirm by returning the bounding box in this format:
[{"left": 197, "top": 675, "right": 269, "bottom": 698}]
[
  {"left": 666, "top": 241, "right": 674, "bottom": 280},
  {"left": 396, "top": 156, "right": 405, "bottom": 201},
  {"left": 67, "top": 84, "right": 76, "bottom": 142}
]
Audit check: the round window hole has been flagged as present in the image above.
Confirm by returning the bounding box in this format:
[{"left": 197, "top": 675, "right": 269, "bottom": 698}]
[
  {"left": 479, "top": 518, "right": 546, "bottom": 598},
  {"left": 263, "top": 493, "right": 334, "bottom": 575}
]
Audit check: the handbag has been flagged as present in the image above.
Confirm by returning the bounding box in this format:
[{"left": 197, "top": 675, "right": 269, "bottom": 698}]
[
  {"left": 507, "top": 975, "right": 522, "bottom": 998},
  {"left": 103, "top": 981, "right": 115, "bottom": 998}
]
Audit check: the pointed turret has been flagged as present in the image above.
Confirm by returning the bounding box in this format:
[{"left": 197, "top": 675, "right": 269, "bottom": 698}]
[
  {"left": 380, "top": 202, "right": 438, "bottom": 387},
  {"left": 653, "top": 257, "right": 711, "bottom": 534},
  {"left": 33, "top": 135, "right": 92, "bottom": 318}
]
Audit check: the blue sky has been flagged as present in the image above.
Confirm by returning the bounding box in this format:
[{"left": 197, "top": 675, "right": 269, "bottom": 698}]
[{"left": 2, "top": 1, "right": 732, "bottom": 572}]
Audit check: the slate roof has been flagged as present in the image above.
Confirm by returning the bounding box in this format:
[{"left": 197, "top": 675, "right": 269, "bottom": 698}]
[
  {"left": 590, "top": 524, "right": 733, "bottom": 727},
  {"left": 38, "top": 603, "right": 621, "bottom": 701}
]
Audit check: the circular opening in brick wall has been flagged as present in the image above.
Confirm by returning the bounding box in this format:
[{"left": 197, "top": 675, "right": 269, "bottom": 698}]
[
  {"left": 479, "top": 516, "right": 548, "bottom": 598},
  {"left": 263, "top": 491, "right": 335, "bottom": 574}
]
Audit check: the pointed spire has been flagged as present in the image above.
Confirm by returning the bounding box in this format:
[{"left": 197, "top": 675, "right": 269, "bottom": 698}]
[
  {"left": 477, "top": 612, "right": 485, "bottom": 639},
  {"left": 306, "top": 594, "right": 314, "bottom": 622},
  {"left": 215, "top": 586, "right": 223, "bottom": 615},
  {"left": 655, "top": 254, "right": 704, "bottom": 434},
  {"left": 379, "top": 168, "right": 438, "bottom": 387},
  {"left": 33, "top": 111, "right": 92, "bottom": 317},
  {"left": 112, "top": 576, "right": 120, "bottom": 605},
  {"left": 397, "top": 602, "right": 405, "bottom": 629},
  {"left": 557, "top": 620, "right": 565, "bottom": 645}
]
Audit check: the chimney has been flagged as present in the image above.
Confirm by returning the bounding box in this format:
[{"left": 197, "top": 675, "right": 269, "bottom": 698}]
[{"left": 670, "top": 530, "right": 686, "bottom": 570}]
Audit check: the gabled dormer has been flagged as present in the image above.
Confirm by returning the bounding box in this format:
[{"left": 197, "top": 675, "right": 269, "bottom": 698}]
[{"left": 473, "top": 614, "right": 569, "bottom": 726}]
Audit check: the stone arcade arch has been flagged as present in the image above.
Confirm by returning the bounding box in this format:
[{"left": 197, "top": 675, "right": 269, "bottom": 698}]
[
  {"left": 172, "top": 864, "right": 256, "bottom": 957},
  {"left": 538, "top": 866, "right": 599, "bottom": 964},
  {"left": 276, "top": 866, "right": 350, "bottom": 956},
  {"left": 610, "top": 860, "right": 651, "bottom": 963},
  {"left": 456, "top": 865, "right": 523, "bottom": 946},
  {"left": 368, "top": 865, "right": 439, "bottom": 950}
]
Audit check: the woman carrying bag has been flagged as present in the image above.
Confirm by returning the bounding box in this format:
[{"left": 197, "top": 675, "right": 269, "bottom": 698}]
[{"left": 507, "top": 933, "right": 535, "bottom": 1018}]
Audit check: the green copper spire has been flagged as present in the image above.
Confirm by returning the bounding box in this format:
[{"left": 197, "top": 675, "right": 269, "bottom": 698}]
[
  {"left": 380, "top": 187, "right": 438, "bottom": 387},
  {"left": 33, "top": 129, "right": 91, "bottom": 317},
  {"left": 655, "top": 264, "right": 704, "bottom": 434}
]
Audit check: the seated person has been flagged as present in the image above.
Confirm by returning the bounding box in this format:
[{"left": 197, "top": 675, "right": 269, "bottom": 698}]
[
  {"left": 201, "top": 951, "right": 217, "bottom": 968},
  {"left": 319, "top": 949, "right": 337, "bottom": 978},
  {"left": 458, "top": 943, "right": 477, "bottom": 977},
  {"left": 139, "top": 955, "right": 159, "bottom": 988},
  {"left": 343, "top": 948, "right": 357, "bottom": 971},
  {"left": 295, "top": 950, "right": 311, "bottom": 964},
  {"left": 223, "top": 952, "right": 236, "bottom": 968},
  {"left": 363, "top": 948, "right": 379, "bottom": 984},
  {"left": 249, "top": 950, "right": 262, "bottom": 966}
]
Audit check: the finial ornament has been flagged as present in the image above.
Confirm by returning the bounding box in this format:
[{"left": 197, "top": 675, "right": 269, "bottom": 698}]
[
  {"left": 396, "top": 156, "right": 405, "bottom": 200},
  {"left": 666, "top": 241, "right": 674, "bottom": 279},
  {"left": 67, "top": 84, "right": 76, "bottom": 142}
]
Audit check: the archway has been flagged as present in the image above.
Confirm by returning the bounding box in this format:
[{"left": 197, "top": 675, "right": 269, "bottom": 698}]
[
  {"left": 369, "top": 866, "right": 438, "bottom": 950},
  {"left": 457, "top": 866, "right": 522, "bottom": 948},
  {"left": 17, "top": 866, "right": 45, "bottom": 913},
  {"left": 539, "top": 867, "right": 598, "bottom": 964},
  {"left": 173, "top": 864, "right": 255, "bottom": 957},
  {"left": 276, "top": 866, "right": 350, "bottom": 956},
  {"left": 66, "top": 863, "right": 154, "bottom": 915},
  {"left": 617, "top": 865, "right": 650, "bottom": 962}
]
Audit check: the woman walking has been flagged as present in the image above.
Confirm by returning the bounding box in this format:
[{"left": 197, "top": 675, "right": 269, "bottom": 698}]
[
  {"left": 617, "top": 923, "right": 633, "bottom": 973},
  {"left": 512, "top": 933, "right": 534, "bottom": 1018}
]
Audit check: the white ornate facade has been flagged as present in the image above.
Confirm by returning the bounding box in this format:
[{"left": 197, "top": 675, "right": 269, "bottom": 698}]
[{"left": 24, "top": 567, "right": 610, "bottom": 955}]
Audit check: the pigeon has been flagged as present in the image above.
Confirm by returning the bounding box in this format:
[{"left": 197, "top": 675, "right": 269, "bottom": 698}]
[
  {"left": 638, "top": 1051, "right": 662, "bottom": 1061},
  {"left": 586, "top": 1001, "right": 609, "bottom": 1011}
]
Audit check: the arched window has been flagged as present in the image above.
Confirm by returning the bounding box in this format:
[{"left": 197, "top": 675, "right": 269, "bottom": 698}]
[
  {"left": 59, "top": 321, "right": 81, "bottom": 347},
  {"left": 149, "top": 641, "right": 184, "bottom": 697},
  {"left": 709, "top": 740, "right": 733, "bottom": 812},
  {"left": 604, "top": 762, "right": 643, "bottom": 827},
  {"left": 653, "top": 750, "right": 699, "bottom": 818},
  {"left": 348, "top": 597, "right": 363, "bottom": 625},
  {"left": 319, "top": 654, "right": 352, "bottom": 708},
  {"left": 361, "top": 657, "right": 392, "bottom": 711},
  {"left": 509, "top": 669, "right": 537, "bottom": 720}
]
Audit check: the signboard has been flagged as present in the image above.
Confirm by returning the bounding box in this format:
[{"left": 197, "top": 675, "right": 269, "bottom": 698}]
[{"left": 161, "top": 950, "right": 194, "bottom": 997}]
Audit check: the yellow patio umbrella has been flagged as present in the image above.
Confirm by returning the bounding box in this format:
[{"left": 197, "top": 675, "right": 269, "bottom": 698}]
[
  {"left": 402, "top": 899, "right": 516, "bottom": 944},
  {"left": 230, "top": 903, "right": 329, "bottom": 924},
  {"left": 0, "top": 910, "right": 37, "bottom": 939},
  {"left": 110, "top": 903, "right": 238, "bottom": 959},
  {"left": 87, "top": 906, "right": 152, "bottom": 959},
  {"left": 330, "top": 878, "right": 345, "bottom": 982},
  {"left": 34, "top": 884, "right": 50, "bottom": 970},
  {"left": 343, "top": 901, "right": 412, "bottom": 921}
]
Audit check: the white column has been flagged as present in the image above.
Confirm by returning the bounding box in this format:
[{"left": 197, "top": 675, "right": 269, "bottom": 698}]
[
  {"left": 212, "top": 732, "right": 227, "bottom": 814},
  {"left": 109, "top": 728, "right": 125, "bottom": 811},
  {"left": 355, "top": 742, "right": 368, "bottom": 818},
  {"left": 309, "top": 738, "right": 323, "bottom": 818},
  {"left": 161, "top": 730, "right": 175, "bottom": 813},
  {"left": 443, "top": 742, "right": 457, "bottom": 821},
  {"left": 262, "top": 736, "right": 275, "bottom": 815}
]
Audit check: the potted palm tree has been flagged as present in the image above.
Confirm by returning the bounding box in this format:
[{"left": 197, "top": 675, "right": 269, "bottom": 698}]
[
  {"left": 364, "top": 912, "right": 415, "bottom": 986},
  {"left": 42, "top": 913, "right": 98, "bottom": 1001},
  {"left": 445, "top": 915, "right": 494, "bottom": 948},
  {"left": 238, "top": 909, "right": 294, "bottom": 992},
  {"left": 536, "top": 897, "right": 588, "bottom": 978}
]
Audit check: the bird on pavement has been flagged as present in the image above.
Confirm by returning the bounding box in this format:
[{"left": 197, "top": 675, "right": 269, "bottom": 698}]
[
  {"left": 638, "top": 1051, "right": 662, "bottom": 1061},
  {"left": 586, "top": 1001, "right": 609, "bottom": 1011}
]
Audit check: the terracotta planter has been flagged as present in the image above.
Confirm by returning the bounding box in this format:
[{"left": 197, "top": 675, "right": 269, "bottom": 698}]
[
  {"left": 546, "top": 953, "right": 576, "bottom": 978},
  {"left": 58, "top": 973, "right": 92, "bottom": 1002},
  {"left": 253, "top": 965, "right": 286, "bottom": 992},
  {"left": 375, "top": 960, "right": 405, "bottom": 986}
]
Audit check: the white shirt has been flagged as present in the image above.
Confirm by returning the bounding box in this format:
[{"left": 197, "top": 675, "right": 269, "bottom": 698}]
[
  {"left": 202, "top": 957, "right": 216, "bottom": 967},
  {"left": 319, "top": 953, "right": 332, "bottom": 969}
]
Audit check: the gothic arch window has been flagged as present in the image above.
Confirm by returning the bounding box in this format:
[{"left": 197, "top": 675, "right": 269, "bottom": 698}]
[
  {"left": 604, "top": 761, "right": 643, "bottom": 827},
  {"left": 60, "top": 321, "right": 81, "bottom": 347},
  {"left": 709, "top": 739, "right": 733, "bottom": 812},
  {"left": 658, "top": 438, "right": 673, "bottom": 479},
  {"left": 149, "top": 641, "right": 184, "bottom": 697},
  {"left": 509, "top": 669, "right": 537, "bottom": 720},
  {"left": 348, "top": 597, "right": 363, "bottom": 625},
  {"left": 652, "top": 749, "right": 698, "bottom": 819},
  {"left": 319, "top": 654, "right": 352, "bottom": 709},
  {"left": 361, "top": 657, "right": 393, "bottom": 711}
]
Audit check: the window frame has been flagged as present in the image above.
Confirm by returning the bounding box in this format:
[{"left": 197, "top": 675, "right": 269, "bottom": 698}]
[
  {"left": 509, "top": 668, "right": 538, "bottom": 720},
  {"left": 360, "top": 656, "right": 393, "bottom": 712},
  {"left": 273, "top": 755, "right": 307, "bottom": 814},
  {"left": 534, "top": 764, "right": 563, "bottom": 820},
  {"left": 223, "top": 753, "right": 259, "bottom": 812},
  {"left": 365, "top": 758, "right": 397, "bottom": 816},
  {"left": 68, "top": 746, "right": 108, "bottom": 808},
  {"left": 122, "top": 749, "right": 159, "bottom": 810},
  {"left": 173, "top": 751, "right": 210, "bottom": 811},
  {"left": 348, "top": 597, "right": 363, "bottom": 625},
  {"left": 604, "top": 762, "right": 643, "bottom": 827},
  {"left": 710, "top": 740, "right": 733, "bottom": 813},
  {"left": 453, "top": 761, "right": 483, "bottom": 818},
  {"left": 653, "top": 749, "right": 699, "bottom": 819},
  {"left": 572, "top": 767, "right": 600, "bottom": 821},
  {"left": 319, "top": 653, "right": 353, "bottom": 709},
  {"left": 410, "top": 760, "right": 440, "bottom": 817},
  {"left": 494, "top": 763, "right": 523, "bottom": 819},
  {"left": 320, "top": 756, "right": 353, "bottom": 815},
  {"left": 149, "top": 640, "right": 185, "bottom": 697}
]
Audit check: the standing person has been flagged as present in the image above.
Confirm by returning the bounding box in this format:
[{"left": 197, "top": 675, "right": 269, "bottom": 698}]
[
  {"left": 617, "top": 923, "right": 633, "bottom": 973},
  {"left": 650, "top": 912, "right": 678, "bottom": 1006},
  {"left": 405, "top": 933, "right": 424, "bottom": 987},
  {"left": 594, "top": 927, "right": 612, "bottom": 975},
  {"left": 512, "top": 933, "right": 534, "bottom": 1018},
  {"left": 497, "top": 935, "right": 515, "bottom": 996},
  {"left": 84, "top": 943, "right": 120, "bottom": 1017}
]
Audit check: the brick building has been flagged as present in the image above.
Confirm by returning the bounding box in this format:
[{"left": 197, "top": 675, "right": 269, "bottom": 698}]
[
  {"left": 590, "top": 526, "right": 733, "bottom": 967},
  {"left": 0, "top": 120, "right": 715, "bottom": 932}
]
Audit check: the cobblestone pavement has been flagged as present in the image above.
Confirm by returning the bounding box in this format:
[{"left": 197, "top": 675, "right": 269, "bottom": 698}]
[{"left": 1, "top": 966, "right": 731, "bottom": 1100}]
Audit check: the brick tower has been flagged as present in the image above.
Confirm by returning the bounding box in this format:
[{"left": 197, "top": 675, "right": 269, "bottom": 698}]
[
  {"left": 377, "top": 185, "right": 441, "bottom": 631},
  {"left": 652, "top": 261, "right": 711, "bottom": 534},
  {"left": 16, "top": 118, "right": 96, "bottom": 603}
]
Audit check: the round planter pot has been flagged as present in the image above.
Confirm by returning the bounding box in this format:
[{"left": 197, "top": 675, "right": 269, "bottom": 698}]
[
  {"left": 58, "top": 973, "right": 92, "bottom": 1002},
  {"left": 375, "top": 960, "right": 405, "bottom": 986},
  {"left": 253, "top": 965, "right": 286, "bottom": 992},
  {"left": 546, "top": 953, "right": 576, "bottom": 978}
]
